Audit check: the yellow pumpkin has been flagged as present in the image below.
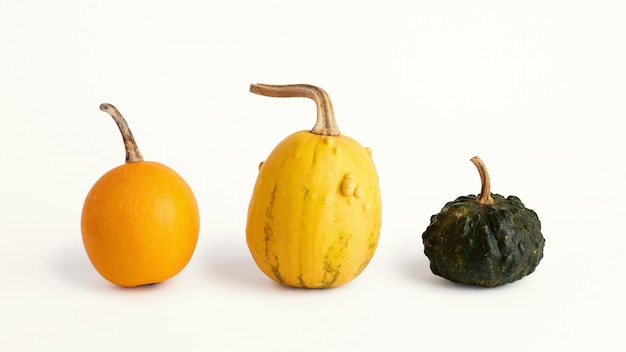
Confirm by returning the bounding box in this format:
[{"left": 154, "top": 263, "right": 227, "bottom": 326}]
[{"left": 246, "top": 83, "right": 382, "bottom": 288}]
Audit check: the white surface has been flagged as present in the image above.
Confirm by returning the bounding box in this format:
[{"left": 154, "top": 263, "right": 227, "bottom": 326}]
[{"left": 1, "top": 1, "right": 625, "bottom": 351}]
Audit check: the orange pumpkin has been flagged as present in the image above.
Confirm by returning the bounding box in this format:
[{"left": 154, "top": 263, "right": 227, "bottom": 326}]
[{"left": 81, "top": 103, "right": 200, "bottom": 287}]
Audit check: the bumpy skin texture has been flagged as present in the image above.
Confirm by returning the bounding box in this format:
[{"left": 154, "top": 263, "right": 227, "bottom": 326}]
[
  {"left": 246, "top": 131, "right": 382, "bottom": 288},
  {"left": 422, "top": 193, "right": 545, "bottom": 287}
]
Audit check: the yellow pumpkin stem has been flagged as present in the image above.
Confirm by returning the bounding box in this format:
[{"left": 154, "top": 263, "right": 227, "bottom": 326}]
[
  {"left": 99, "top": 103, "right": 144, "bottom": 163},
  {"left": 470, "top": 156, "right": 494, "bottom": 205},
  {"left": 249, "top": 83, "right": 341, "bottom": 136}
]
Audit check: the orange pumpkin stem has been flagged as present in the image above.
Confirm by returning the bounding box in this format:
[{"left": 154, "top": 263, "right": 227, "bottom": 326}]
[
  {"left": 99, "top": 103, "right": 144, "bottom": 163},
  {"left": 249, "top": 83, "right": 341, "bottom": 136},
  {"left": 470, "top": 156, "right": 494, "bottom": 205}
]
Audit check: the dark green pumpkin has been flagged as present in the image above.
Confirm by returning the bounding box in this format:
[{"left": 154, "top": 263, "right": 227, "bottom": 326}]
[{"left": 422, "top": 157, "right": 545, "bottom": 287}]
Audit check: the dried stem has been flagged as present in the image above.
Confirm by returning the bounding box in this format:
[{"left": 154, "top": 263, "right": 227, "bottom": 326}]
[
  {"left": 470, "top": 156, "right": 494, "bottom": 205},
  {"left": 99, "top": 103, "right": 144, "bottom": 163},
  {"left": 249, "top": 83, "right": 341, "bottom": 136}
]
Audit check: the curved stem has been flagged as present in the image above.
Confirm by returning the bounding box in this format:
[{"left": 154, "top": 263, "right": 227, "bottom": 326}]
[
  {"left": 249, "top": 83, "right": 341, "bottom": 136},
  {"left": 470, "top": 156, "right": 494, "bottom": 205},
  {"left": 99, "top": 103, "right": 144, "bottom": 163}
]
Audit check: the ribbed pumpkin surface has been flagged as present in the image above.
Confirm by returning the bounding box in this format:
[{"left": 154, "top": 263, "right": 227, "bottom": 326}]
[{"left": 422, "top": 194, "right": 545, "bottom": 287}]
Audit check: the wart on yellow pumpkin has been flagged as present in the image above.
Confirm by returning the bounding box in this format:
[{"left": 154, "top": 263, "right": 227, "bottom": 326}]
[{"left": 246, "top": 83, "right": 382, "bottom": 288}]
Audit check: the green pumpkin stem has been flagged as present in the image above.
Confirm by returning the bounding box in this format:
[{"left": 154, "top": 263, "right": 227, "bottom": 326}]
[
  {"left": 249, "top": 83, "right": 341, "bottom": 136},
  {"left": 100, "top": 103, "right": 144, "bottom": 163},
  {"left": 470, "top": 156, "right": 494, "bottom": 205}
]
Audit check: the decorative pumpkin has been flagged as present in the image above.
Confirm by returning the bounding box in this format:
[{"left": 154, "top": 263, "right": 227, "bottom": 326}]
[
  {"left": 246, "top": 83, "right": 382, "bottom": 288},
  {"left": 422, "top": 156, "right": 545, "bottom": 287},
  {"left": 81, "top": 103, "right": 200, "bottom": 287}
]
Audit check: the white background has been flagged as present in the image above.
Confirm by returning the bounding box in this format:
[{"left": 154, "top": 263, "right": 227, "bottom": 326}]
[{"left": 1, "top": 1, "right": 625, "bottom": 351}]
